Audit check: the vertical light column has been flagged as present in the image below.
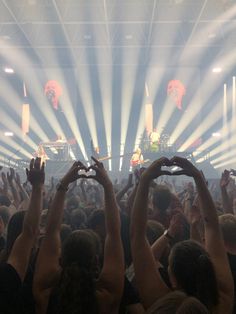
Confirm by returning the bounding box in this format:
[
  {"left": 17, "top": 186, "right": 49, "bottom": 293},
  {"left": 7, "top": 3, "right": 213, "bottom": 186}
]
[
  {"left": 223, "top": 83, "right": 229, "bottom": 150},
  {"left": 119, "top": 143, "right": 124, "bottom": 172},
  {"left": 145, "top": 83, "right": 153, "bottom": 135},
  {"left": 232, "top": 77, "right": 236, "bottom": 148},
  {"left": 108, "top": 145, "right": 112, "bottom": 172},
  {"left": 145, "top": 103, "right": 153, "bottom": 135},
  {"left": 22, "top": 82, "right": 30, "bottom": 137}
]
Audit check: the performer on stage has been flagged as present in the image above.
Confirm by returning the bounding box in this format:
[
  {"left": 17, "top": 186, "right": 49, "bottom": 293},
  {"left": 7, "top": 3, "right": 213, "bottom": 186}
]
[
  {"left": 149, "top": 128, "right": 160, "bottom": 152},
  {"left": 35, "top": 144, "right": 48, "bottom": 164},
  {"left": 149, "top": 128, "right": 160, "bottom": 145},
  {"left": 130, "top": 147, "right": 144, "bottom": 169}
]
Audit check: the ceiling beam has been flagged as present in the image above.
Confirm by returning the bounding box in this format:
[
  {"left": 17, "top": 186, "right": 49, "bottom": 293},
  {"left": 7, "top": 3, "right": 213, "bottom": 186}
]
[
  {"left": 1, "top": 0, "right": 44, "bottom": 65},
  {"left": 51, "top": 0, "right": 77, "bottom": 66},
  {"left": 185, "top": 0, "right": 208, "bottom": 46}
]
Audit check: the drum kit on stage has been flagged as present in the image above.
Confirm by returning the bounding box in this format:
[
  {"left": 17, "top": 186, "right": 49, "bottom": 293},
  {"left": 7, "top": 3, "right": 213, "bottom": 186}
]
[{"left": 142, "top": 132, "right": 173, "bottom": 153}]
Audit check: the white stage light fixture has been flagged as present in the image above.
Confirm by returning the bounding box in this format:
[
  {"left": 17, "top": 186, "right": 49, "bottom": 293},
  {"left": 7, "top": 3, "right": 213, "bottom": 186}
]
[{"left": 4, "top": 67, "right": 14, "bottom": 73}]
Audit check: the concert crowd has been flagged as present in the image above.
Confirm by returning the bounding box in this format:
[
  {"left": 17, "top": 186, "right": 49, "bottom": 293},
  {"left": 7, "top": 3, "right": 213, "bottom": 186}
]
[{"left": 0, "top": 155, "right": 236, "bottom": 314}]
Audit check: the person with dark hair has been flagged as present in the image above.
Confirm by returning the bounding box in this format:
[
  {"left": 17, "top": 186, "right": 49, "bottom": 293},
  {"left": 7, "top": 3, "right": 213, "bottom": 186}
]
[
  {"left": 57, "top": 229, "right": 102, "bottom": 314},
  {"left": 0, "top": 210, "right": 26, "bottom": 262},
  {"left": 87, "top": 209, "right": 106, "bottom": 243},
  {"left": 169, "top": 240, "right": 218, "bottom": 310},
  {"left": 130, "top": 157, "right": 234, "bottom": 313},
  {"left": 33, "top": 157, "right": 124, "bottom": 314},
  {"left": 70, "top": 208, "right": 87, "bottom": 230},
  {"left": 152, "top": 185, "right": 172, "bottom": 228},
  {"left": 60, "top": 224, "right": 72, "bottom": 244},
  {"left": 147, "top": 291, "right": 209, "bottom": 314}
]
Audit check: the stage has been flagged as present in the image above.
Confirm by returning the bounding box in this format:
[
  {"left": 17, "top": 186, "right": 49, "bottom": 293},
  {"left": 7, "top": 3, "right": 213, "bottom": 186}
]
[{"left": 0, "top": 150, "right": 220, "bottom": 181}]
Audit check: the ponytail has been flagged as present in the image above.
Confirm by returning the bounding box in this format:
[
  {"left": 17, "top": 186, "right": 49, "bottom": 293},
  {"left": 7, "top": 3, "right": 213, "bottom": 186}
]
[
  {"left": 58, "top": 262, "right": 97, "bottom": 314},
  {"left": 170, "top": 240, "right": 219, "bottom": 310}
]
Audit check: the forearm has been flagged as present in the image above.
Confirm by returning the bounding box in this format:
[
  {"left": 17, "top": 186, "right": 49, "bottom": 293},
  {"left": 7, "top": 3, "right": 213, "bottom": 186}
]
[
  {"left": 130, "top": 178, "right": 150, "bottom": 238},
  {"left": 18, "top": 184, "right": 30, "bottom": 201},
  {"left": 194, "top": 175, "right": 219, "bottom": 227},
  {"left": 151, "top": 235, "right": 169, "bottom": 261},
  {"left": 183, "top": 198, "right": 192, "bottom": 216},
  {"left": 9, "top": 182, "right": 21, "bottom": 207},
  {"left": 116, "top": 185, "right": 130, "bottom": 203},
  {"left": 23, "top": 185, "right": 43, "bottom": 237},
  {"left": 221, "top": 187, "right": 233, "bottom": 214},
  {"left": 104, "top": 184, "right": 121, "bottom": 235},
  {"left": 46, "top": 189, "right": 66, "bottom": 235},
  {"left": 126, "top": 184, "right": 138, "bottom": 217},
  {"left": 190, "top": 223, "right": 202, "bottom": 243}
]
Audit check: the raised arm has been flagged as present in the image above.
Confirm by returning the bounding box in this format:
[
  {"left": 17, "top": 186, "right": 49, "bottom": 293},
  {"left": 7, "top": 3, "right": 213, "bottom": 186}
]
[
  {"left": 151, "top": 213, "right": 183, "bottom": 262},
  {"left": 33, "top": 161, "right": 84, "bottom": 306},
  {"left": 130, "top": 158, "right": 171, "bottom": 309},
  {"left": 88, "top": 157, "right": 124, "bottom": 309},
  {"left": 220, "top": 170, "right": 233, "bottom": 214},
  {"left": 116, "top": 173, "right": 133, "bottom": 203},
  {"left": 15, "top": 172, "right": 30, "bottom": 202},
  {"left": 172, "top": 156, "right": 234, "bottom": 313},
  {"left": 7, "top": 158, "right": 44, "bottom": 281},
  {"left": 7, "top": 168, "right": 21, "bottom": 208}
]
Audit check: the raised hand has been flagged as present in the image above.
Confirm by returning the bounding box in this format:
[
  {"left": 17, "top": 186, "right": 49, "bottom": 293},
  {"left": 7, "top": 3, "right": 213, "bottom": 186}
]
[
  {"left": 220, "top": 170, "right": 230, "bottom": 188},
  {"left": 170, "top": 156, "right": 201, "bottom": 179},
  {"left": 188, "top": 204, "right": 201, "bottom": 226},
  {"left": 61, "top": 161, "right": 87, "bottom": 187},
  {"left": 7, "top": 167, "right": 16, "bottom": 185},
  {"left": 15, "top": 172, "right": 21, "bottom": 186},
  {"left": 85, "top": 156, "right": 112, "bottom": 188},
  {"left": 1, "top": 172, "right": 8, "bottom": 187},
  {"left": 141, "top": 157, "right": 172, "bottom": 182},
  {"left": 26, "top": 158, "right": 45, "bottom": 187}
]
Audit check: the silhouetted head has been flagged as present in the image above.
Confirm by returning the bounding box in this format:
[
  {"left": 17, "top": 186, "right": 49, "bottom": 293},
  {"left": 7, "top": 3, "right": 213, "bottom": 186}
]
[
  {"left": 219, "top": 214, "right": 236, "bottom": 248},
  {"left": 147, "top": 291, "right": 209, "bottom": 314},
  {"left": 61, "top": 229, "right": 101, "bottom": 270},
  {"left": 168, "top": 240, "right": 219, "bottom": 310},
  {"left": 153, "top": 185, "right": 171, "bottom": 212},
  {"left": 6, "top": 211, "right": 26, "bottom": 254},
  {"left": 70, "top": 208, "right": 87, "bottom": 231}
]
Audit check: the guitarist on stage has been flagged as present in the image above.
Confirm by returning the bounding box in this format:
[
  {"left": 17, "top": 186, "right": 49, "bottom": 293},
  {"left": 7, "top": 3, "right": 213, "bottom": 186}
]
[{"left": 130, "top": 147, "right": 144, "bottom": 169}]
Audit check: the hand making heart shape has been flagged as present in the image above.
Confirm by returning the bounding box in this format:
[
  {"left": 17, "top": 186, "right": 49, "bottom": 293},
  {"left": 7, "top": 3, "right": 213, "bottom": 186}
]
[
  {"left": 60, "top": 156, "right": 112, "bottom": 189},
  {"left": 141, "top": 156, "right": 202, "bottom": 182}
]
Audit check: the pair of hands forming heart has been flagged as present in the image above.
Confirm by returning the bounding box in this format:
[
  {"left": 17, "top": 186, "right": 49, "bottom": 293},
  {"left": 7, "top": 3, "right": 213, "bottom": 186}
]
[
  {"left": 141, "top": 156, "right": 201, "bottom": 181},
  {"left": 61, "top": 157, "right": 111, "bottom": 188}
]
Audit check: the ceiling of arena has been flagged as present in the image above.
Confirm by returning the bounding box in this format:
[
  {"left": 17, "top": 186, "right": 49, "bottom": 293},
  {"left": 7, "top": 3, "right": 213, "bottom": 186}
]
[{"left": 0, "top": 0, "right": 235, "bottom": 67}]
